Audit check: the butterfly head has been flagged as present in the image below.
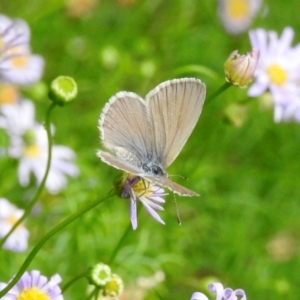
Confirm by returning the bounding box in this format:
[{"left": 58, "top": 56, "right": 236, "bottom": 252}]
[{"left": 142, "top": 160, "right": 165, "bottom": 177}]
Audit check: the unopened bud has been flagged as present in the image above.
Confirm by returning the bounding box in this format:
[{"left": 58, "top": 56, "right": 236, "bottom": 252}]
[
  {"left": 49, "top": 76, "right": 78, "bottom": 106},
  {"left": 88, "top": 263, "right": 112, "bottom": 287},
  {"left": 224, "top": 49, "right": 259, "bottom": 88},
  {"left": 103, "top": 274, "right": 124, "bottom": 297}
]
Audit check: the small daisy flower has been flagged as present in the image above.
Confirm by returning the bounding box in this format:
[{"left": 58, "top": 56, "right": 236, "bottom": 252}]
[
  {"left": 0, "top": 270, "right": 63, "bottom": 300},
  {"left": 16, "top": 124, "right": 80, "bottom": 194},
  {"left": 218, "top": 0, "right": 262, "bottom": 35},
  {"left": 248, "top": 27, "right": 300, "bottom": 122},
  {"left": 191, "top": 282, "right": 247, "bottom": 300},
  {"left": 0, "top": 99, "right": 79, "bottom": 193},
  {"left": 0, "top": 198, "right": 29, "bottom": 252},
  {"left": 119, "top": 173, "right": 167, "bottom": 230},
  {"left": 0, "top": 44, "right": 44, "bottom": 86},
  {"left": 0, "top": 14, "right": 44, "bottom": 85}
]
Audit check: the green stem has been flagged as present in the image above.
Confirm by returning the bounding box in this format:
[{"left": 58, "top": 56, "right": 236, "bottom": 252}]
[
  {"left": 0, "top": 102, "right": 56, "bottom": 249},
  {"left": 108, "top": 221, "right": 132, "bottom": 265},
  {"left": 61, "top": 270, "right": 89, "bottom": 293},
  {"left": 0, "top": 193, "right": 114, "bottom": 298},
  {"left": 108, "top": 204, "right": 141, "bottom": 265},
  {"left": 205, "top": 82, "right": 232, "bottom": 106}
]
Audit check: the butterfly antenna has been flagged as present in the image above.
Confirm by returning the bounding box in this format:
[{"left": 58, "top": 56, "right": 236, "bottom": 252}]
[
  {"left": 169, "top": 174, "right": 188, "bottom": 180},
  {"left": 173, "top": 193, "right": 182, "bottom": 225}
]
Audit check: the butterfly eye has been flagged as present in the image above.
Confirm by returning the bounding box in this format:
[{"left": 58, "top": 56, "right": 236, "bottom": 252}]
[{"left": 151, "top": 165, "right": 164, "bottom": 177}]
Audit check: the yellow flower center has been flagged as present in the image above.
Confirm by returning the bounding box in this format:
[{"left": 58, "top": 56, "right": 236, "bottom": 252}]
[
  {"left": 7, "top": 213, "right": 18, "bottom": 225},
  {"left": 23, "top": 145, "right": 41, "bottom": 158},
  {"left": 227, "top": 0, "right": 249, "bottom": 19},
  {"left": 11, "top": 55, "right": 28, "bottom": 68},
  {"left": 266, "top": 64, "right": 287, "bottom": 86},
  {"left": 17, "top": 287, "right": 50, "bottom": 300},
  {"left": 132, "top": 178, "right": 153, "bottom": 198},
  {"left": 0, "top": 84, "right": 18, "bottom": 104}
]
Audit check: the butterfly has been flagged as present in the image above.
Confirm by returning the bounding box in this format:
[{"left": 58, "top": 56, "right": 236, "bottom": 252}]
[{"left": 97, "top": 78, "right": 206, "bottom": 196}]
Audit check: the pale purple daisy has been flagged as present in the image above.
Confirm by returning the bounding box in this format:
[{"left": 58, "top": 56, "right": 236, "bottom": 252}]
[
  {"left": 120, "top": 173, "right": 167, "bottom": 230},
  {"left": 218, "top": 0, "right": 262, "bottom": 35},
  {"left": 0, "top": 99, "right": 79, "bottom": 194},
  {"left": 0, "top": 14, "right": 44, "bottom": 85},
  {"left": 0, "top": 198, "right": 29, "bottom": 252},
  {"left": 0, "top": 270, "right": 63, "bottom": 300},
  {"left": 248, "top": 27, "right": 300, "bottom": 122},
  {"left": 191, "top": 282, "right": 247, "bottom": 300}
]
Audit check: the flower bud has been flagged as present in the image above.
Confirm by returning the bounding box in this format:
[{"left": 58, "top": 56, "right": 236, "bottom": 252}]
[
  {"left": 87, "top": 263, "right": 112, "bottom": 287},
  {"left": 48, "top": 76, "right": 78, "bottom": 106},
  {"left": 103, "top": 274, "right": 124, "bottom": 297},
  {"left": 224, "top": 49, "right": 259, "bottom": 88}
]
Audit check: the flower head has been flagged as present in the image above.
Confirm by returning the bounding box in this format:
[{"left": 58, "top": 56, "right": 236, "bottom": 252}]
[
  {"left": 118, "top": 173, "right": 167, "bottom": 230},
  {"left": 0, "top": 198, "right": 29, "bottom": 252},
  {"left": 0, "top": 14, "right": 44, "bottom": 85},
  {"left": 88, "top": 263, "right": 112, "bottom": 287},
  {"left": 103, "top": 274, "right": 124, "bottom": 297},
  {"left": 0, "top": 270, "right": 63, "bottom": 300},
  {"left": 248, "top": 27, "right": 300, "bottom": 122},
  {"left": 224, "top": 49, "right": 259, "bottom": 87},
  {"left": 191, "top": 282, "right": 247, "bottom": 300},
  {"left": 218, "top": 0, "right": 262, "bottom": 35},
  {"left": 49, "top": 76, "right": 78, "bottom": 106},
  {"left": 0, "top": 99, "right": 79, "bottom": 193}
]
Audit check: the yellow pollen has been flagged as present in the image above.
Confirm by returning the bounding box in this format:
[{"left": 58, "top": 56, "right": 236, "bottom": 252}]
[
  {"left": 11, "top": 55, "right": 28, "bottom": 68},
  {"left": 17, "top": 287, "right": 50, "bottom": 300},
  {"left": 23, "top": 145, "right": 41, "bottom": 158},
  {"left": 0, "top": 84, "right": 18, "bottom": 104},
  {"left": 133, "top": 178, "right": 153, "bottom": 197},
  {"left": 226, "top": 0, "right": 249, "bottom": 19},
  {"left": 266, "top": 64, "right": 287, "bottom": 86}
]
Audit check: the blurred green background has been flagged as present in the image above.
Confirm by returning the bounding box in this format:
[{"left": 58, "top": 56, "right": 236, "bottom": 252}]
[{"left": 1, "top": 0, "right": 300, "bottom": 299}]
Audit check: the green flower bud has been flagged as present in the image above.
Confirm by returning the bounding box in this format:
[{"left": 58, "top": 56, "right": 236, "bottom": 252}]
[
  {"left": 49, "top": 76, "right": 78, "bottom": 106},
  {"left": 88, "top": 263, "right": 112, "bottom": 287},
  {"left": 103, "top": 274, "right": 124, "bottom": 297},
  {"left": 224, "top": 49, "right": 259, "bottom": 88}
]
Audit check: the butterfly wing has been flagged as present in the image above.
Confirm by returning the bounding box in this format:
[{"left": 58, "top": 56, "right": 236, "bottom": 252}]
[
  {"left": 145, "top": 78, "right": 206, "bottom": 168},
  {"left": 98, "top": 151, "right": 199, "bottom": 196},
  {"left": 99, "top": 91, "right": 152, "bottom": 168}
]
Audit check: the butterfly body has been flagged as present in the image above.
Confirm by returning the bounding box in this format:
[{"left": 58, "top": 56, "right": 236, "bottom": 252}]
[{"left": 98, "top": 78, "right": 206, "bottom": 196}]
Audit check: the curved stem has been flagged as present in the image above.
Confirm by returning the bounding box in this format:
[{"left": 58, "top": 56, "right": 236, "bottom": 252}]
[
  {"left": 0, "top": 193, "right": 114, "bottom": 297},
  {"left": 0, "top": 102, "right": 56, "bottom": 249},
  {"left": 108, "top": 221, "right": 132, "bottom": 265},
  {"left": 61, "top": 270, "right": 89, "bottom": 293},
  {"left": 108, "top": 204, "right": 141, "bottom": 265},
  {"left": 205, "top": 82, "right": 232, "bottom": 106}
]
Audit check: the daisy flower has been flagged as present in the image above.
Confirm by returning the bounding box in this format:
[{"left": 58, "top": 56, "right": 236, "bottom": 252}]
[
  {"left": 119, "top": 173, "right": 167, "bottom": 230},
  {"left": 0, "top": 99, "right": 79, "bottom": 193},
  {"left": 248, "top": 27, "right": 300, "bottom": 122},
  {"left": 0, "top": 270, "right": 63, "bottom": 300},
  {"left": 16, "top": 124, "right": 80, "bottom": 194},
  {"left": 218, "top": 0, "right": 262, "bottom": 35},
  {"left": 191, "top": 282, "right": 247, "bottom": 300},
  {"left": 0, "top": 198, "right": 29, "bottom": 252},
  {"left": 0, "top": 14, "right": 44, "bottom": 85}
]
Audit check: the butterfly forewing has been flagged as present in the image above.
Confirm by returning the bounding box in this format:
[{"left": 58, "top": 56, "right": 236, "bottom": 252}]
[
  {"left": 146, "top": 78, "right": 206, "bottom": 168},
  {"left": 99, "top": 92, "right": 152, "bottom": 167}
]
